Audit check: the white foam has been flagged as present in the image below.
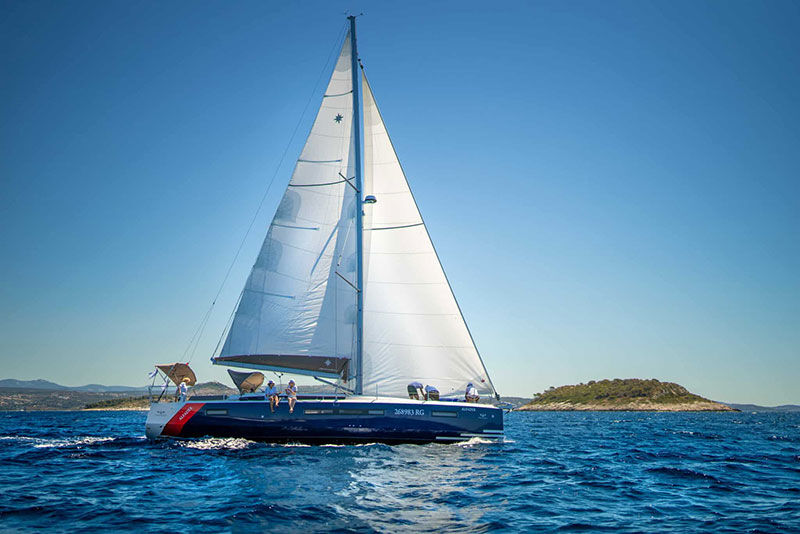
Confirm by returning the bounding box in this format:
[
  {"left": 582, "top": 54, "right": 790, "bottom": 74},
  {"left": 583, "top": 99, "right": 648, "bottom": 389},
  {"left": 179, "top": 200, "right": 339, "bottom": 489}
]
[
  {"left": 33, "top": 436, "right": 114, "bottom": 448},
  {"left": 180, "top": 437, "right": 254, "bottom": 450},
  {"left": 458, "top": 436, "right": 496, "bottom": 446}
]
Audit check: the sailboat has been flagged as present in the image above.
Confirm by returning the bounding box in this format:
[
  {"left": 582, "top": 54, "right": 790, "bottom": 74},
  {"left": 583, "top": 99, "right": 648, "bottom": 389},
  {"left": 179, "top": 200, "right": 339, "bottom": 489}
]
[{"left": 145, "top": 17, "right": 503, "bottom": 444}]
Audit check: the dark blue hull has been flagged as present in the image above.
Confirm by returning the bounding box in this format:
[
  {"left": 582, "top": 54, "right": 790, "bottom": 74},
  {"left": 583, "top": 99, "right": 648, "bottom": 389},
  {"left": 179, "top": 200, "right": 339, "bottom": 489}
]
[{"left": 146, "top": 397, "right": 504, "bottom": 444}]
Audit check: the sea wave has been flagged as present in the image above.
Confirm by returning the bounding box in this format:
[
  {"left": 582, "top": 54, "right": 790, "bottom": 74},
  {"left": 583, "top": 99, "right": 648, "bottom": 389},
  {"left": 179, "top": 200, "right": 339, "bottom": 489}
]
[{"left": 0, "top": 411, "right": 797, "bottom": 533}]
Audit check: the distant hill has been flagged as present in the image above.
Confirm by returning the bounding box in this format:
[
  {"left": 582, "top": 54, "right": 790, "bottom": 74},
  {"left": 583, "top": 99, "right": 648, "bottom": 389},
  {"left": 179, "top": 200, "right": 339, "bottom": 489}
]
[
  {"left": 0, "top": 379, "right": 67, "bottom": 390},
  {"left": 0, "top": 377, "right": 350, "bottom": 411},
  {"left": 518, "top": 379, "right": 736, "bottom": 412},
  {"left": 0, "top": 388, "right": 145, "bottom": 411},
  {"left": 71, "top": 383, "right": 148, "bottom": 393},
  {"left": 0, "top": 378, "right": 147, "bottom": 393},
  {"left": 191, "top": 381, "right": 237, "bottom": 395}
]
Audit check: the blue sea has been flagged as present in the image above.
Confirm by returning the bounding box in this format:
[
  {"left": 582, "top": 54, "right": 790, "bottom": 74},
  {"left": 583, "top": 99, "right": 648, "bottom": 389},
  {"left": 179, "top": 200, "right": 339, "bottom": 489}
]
[{"left": 0, "top": 410, "right": 798, "bottom": 533}]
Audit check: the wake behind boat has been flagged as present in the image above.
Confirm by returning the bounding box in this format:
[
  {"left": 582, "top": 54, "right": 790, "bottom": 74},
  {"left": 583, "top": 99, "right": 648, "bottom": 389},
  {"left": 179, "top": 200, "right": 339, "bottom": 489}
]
[{"left": 145, "top": 17, "right": 504, "bottom": 444}]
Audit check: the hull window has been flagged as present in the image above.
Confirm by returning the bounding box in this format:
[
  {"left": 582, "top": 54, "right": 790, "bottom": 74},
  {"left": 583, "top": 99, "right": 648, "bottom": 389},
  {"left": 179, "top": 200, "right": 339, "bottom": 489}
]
[
  {"left": 205, "top": 409, "right": 228, "bottom": 416},
  {"left": 431, "top": 410, "right": 458, "bottom": 418},
  {"left": 304, "top": 409, "right": 334, "bottom": 415}
]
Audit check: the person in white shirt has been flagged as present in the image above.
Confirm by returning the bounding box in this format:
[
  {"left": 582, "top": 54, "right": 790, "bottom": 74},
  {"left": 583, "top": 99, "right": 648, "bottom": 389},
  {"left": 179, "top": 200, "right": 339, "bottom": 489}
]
[
  {"left": 465, "top": 383, "right": 479, "bottom": 403},
  {"left": 264, "top": 380, "right": 279, "bottom": 413},
  {"left": 178, "top": 378, "right": 189, "bottom": 402},
  {"left": 286, "top": 380, "right": 297, "bottom": 414}
]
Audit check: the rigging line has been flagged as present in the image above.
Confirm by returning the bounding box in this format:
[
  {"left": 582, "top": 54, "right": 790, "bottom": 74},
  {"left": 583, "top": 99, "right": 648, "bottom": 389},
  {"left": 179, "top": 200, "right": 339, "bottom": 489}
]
[
  {"left": 338, "top": 172, "right": 359, "bottom": 192},
  {"left": 210, "top": 290, "right": 243, "bottom": 360},
  {"left": 185, "top": 22, "right": 350, "bottom": 364}
]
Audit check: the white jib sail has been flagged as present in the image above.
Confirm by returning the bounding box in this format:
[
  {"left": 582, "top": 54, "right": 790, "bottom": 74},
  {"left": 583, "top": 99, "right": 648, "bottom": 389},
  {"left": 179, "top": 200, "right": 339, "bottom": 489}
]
[
  {"left": 218, "top": 35, "right": 359, "bottom": 370},
  {"left": 361, "top": 73, "right": 496, "bottom": 398}
]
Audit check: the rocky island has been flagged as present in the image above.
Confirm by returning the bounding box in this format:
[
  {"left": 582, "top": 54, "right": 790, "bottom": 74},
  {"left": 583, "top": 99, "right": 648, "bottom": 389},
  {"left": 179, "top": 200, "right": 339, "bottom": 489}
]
[{"left": 518, "top": 379, "right": 735, "bottom": 412}]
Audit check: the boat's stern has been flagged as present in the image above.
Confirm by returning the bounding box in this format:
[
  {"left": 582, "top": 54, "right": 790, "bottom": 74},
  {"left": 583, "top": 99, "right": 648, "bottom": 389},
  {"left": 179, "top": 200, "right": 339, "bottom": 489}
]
[
  {"left": 145, "top": 402, "right": 176, "bottom": 439},
  {"left": 145, "top": 401, "right": 206, "bottom": 439}
]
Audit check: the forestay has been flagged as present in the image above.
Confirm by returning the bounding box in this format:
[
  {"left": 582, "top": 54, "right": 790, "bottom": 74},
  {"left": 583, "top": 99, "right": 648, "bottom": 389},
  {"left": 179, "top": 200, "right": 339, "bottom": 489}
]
[
  {"left": 360, "top": 74, "right": 496, "bottom": 398},
  {"left": 214, "top": 35, "right": 359, "bottom": 378}
]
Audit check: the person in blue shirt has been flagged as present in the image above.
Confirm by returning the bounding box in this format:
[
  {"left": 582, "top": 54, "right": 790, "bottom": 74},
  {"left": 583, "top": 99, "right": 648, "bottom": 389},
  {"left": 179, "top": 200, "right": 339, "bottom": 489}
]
[
  {"left": 424, "top": 384, "right": 439, "bottom": 401},
  {"left": 264, "top": 380, "right": 279, "bottom": 413}
]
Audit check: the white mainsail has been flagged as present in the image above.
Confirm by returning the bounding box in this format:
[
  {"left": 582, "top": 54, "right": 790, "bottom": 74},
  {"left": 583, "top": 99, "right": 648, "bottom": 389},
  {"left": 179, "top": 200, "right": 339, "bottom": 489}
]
[
  {"left": 360, "top": 74, "right": 496, "bottom": 398},
  {"left": 214, "top": 34, "right": 496, "bottom": 398},
  {"left": 215, "top": 35, "right": 359, "bottom": 378}
]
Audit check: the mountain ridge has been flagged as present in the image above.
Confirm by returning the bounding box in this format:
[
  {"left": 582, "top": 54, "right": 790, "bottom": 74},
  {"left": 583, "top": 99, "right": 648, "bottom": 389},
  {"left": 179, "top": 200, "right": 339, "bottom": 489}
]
[{"left": 0, "top": 378, "right": 147, "bottom": 393}]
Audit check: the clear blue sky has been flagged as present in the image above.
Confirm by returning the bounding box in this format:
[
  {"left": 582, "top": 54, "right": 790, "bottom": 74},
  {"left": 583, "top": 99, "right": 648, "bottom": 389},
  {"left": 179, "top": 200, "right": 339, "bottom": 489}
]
[{"left": 1, "top": 1, "right": 798, "bottom": 404}]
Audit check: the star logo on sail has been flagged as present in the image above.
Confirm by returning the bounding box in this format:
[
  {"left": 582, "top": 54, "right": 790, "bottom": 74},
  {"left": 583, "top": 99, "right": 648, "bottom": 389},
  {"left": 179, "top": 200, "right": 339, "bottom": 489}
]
[
  {"left": 324, "top": 359, "right": 332, "bottom": 367},
  {"left": 334, "top": 114, "right": 343, "bottom": 123}
]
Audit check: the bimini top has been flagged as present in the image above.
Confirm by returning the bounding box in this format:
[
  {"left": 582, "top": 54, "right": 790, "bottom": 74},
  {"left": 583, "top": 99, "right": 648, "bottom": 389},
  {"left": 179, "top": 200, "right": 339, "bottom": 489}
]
[
  {"left": 227, "top": 369, "right": 264, "bottom": 394},
  {"left": 156, "top": 363, "right": 197, "bottom": 386}
]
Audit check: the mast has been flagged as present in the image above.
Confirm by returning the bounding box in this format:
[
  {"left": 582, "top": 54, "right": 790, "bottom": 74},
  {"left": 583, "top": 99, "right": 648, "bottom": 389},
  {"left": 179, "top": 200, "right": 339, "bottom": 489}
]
[{"left": 348, "top": 15, "right": 365, "bottom": 395}]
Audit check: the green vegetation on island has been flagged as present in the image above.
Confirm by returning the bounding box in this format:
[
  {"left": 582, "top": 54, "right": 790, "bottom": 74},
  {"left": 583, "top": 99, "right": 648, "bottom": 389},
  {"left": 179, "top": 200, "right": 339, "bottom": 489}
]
[{"left": 518, "top": 379, "right": 735, "bottom": 411}]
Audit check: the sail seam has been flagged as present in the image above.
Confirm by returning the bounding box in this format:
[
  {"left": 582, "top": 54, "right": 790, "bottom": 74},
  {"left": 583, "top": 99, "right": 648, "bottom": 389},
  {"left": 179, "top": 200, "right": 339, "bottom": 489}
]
[
  {"left": 297, "top": 158, "right": 343, "bottom": 163},
  {"left": 308, "top": 131, "right": 352, "bottom": 140},
  {"left": 245, "top": 270, "right": 308, "bottom": 284},
  {"left": 324, "top": 90, "right": 353, "bottom": 97},
  {"left": 367, "top": 281, "right": 445, "bottom": 285},
  {"left": 365, "top": 341, "right": 473, "bottom": 349},
  {"left": 272, "top": 223, "right": 321, "bottom": 230},
  {"left": 244, "top": 288, "right": 295, "bottom": 299},
  {"left": 366, "top": 310, "right": 459, "bottom": 316}
]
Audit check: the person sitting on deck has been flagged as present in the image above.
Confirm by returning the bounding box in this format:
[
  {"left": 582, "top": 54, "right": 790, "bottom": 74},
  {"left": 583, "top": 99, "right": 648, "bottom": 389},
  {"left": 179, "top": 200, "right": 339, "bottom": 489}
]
[
  {"left": 286, "top": 380, "right": 297, "bottom": 414},
  {"left": 178, "top": 378, "right": 190, "bottom": 402},
  {"left": 265, "top": 380, "right": 279, "bottom": 413},
  {"left": 424, "top": 385, "right": 439, "bottom": 401},
  {"left": 407, "top": 381, "right": 423, "bottom": 400},
  {"left": 465, "top": 383, "right": 480, "bottom": 403}
]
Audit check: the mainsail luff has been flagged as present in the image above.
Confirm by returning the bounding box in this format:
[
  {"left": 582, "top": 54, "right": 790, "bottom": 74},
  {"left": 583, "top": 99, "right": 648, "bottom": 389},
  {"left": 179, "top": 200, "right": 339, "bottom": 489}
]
[{"left": 347, "top": 16, "right": 365, "bottom": 395}]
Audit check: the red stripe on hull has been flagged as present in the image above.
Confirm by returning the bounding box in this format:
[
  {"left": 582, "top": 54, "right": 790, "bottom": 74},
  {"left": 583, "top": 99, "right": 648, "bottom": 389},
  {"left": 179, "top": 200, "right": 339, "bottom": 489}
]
[{"left": 161, "top": 403, "right": 205, "bottom": 436}]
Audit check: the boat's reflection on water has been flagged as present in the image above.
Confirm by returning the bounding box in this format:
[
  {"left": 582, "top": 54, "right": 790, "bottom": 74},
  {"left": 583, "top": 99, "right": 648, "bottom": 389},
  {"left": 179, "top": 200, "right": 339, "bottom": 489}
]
[
  {"left": 198, "top": 438, "right": 502, "bottom": 531},
  {"left": 335, "top": 440, "right": 498, "bottom": 531}
]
